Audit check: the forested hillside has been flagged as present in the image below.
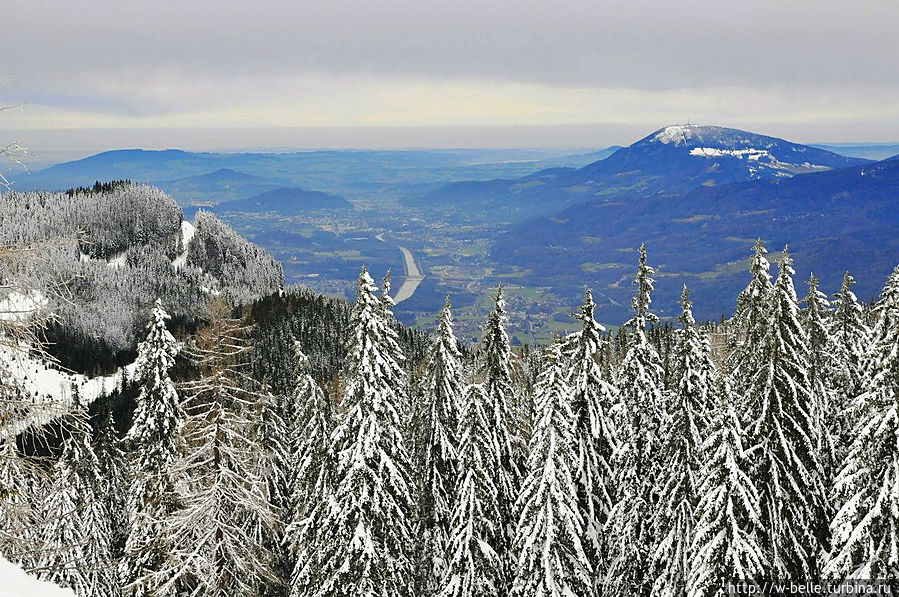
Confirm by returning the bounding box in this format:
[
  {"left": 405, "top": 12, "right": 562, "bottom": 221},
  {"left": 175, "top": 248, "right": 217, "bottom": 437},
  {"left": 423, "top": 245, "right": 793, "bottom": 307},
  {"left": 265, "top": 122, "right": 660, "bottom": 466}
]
[
  {"left": 3, "top": 205, "right": 899, "bottom": 595},
  {"left": 0, "top": 183, "right": 282, "bottom": 368}
]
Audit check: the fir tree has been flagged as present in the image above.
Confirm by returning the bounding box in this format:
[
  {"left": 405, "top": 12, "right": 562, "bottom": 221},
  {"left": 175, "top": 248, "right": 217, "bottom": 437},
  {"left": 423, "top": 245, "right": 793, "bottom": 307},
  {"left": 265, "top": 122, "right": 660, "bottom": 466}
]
[
  {"left": 74, "top": 410, "right": 120, "bottom": 597},
  {"left": 287, "top": 343, "right": 334, "bottom": 597},
  {"left": 418, "top": 297, "right": 464, "bottom": 596},
  {"left": 480, "top": 286, "right": 521, "bottom": 592},
  {"left": 727, "top": 240, "right": 774, "bottom": 381},
  {"left": 741, "top": 248, "right": 828, "bottom": 577},
  {"left": 316, "top": 267, "right": 416, "bottom": 597},
  {"left": 121, "top": 299, "right": 184, "bottom": 597},
  {"left": 39, "top": 405, "right": 118, "bottom": 597},
  {"left": 828, "top": 272, "right": 869, "bottom": 461},
  {"left": 39, "top": 439, "right": 84, "bottom": 592},
  {"left": 606, "top": 244, "right": 665, "bottom": 597},
  {"left": 566, "top": 289, "right": 618, "bottom": 589},
  {"left": 379, "top": 269, "right": 414, "bottom": 425},
  {"left": 688, "top": 386, "right": 765, "bottom": 596},
  {"left": 0, "top": 439, "right": 40, "bottom": 567},
  {"left": 510, "top": 341, "right": 590, "bottom": 597},
  {"left": 258, "top": 379, "right": 292, "bottom": 596},
  {"left": 826, "top": 267, "right": 899, "bottom": 579},
  {"left": 651, "top": 286, "right": 714, "bottom": 597},
  {"left": 157, "top": 299, "right": 278, "bottom": 597},
  {"left": 440, "top": 383, "right": 503, "bottom": 597},
  {"left": 95, "top": 407, "right": 127, "bottom": 566},
  {"left": 800, "top": 274, "right": 837, "bottom": 490}
]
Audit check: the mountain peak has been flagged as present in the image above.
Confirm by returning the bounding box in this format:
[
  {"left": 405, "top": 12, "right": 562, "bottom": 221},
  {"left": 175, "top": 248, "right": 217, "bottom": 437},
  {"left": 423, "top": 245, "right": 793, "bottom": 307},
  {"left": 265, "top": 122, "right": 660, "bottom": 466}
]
[
  {"left": 643, "top": 124, "right": 776, "bottom": 149},
  {"left": 652, "top": 124, "right": 711, "bottom": 145}
]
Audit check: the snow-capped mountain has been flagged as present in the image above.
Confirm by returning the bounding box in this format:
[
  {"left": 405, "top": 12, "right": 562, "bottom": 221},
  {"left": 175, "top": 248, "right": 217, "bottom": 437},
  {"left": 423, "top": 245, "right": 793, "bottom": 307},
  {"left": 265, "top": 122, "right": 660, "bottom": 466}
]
[
  {"left": 630, "top": 124, "right": 864, "bottom": 179},
  {"left": 570, "top": 124, "right": 869, "bottom": 195},
  {"left": 414, "top": 124, "right": 870, "bottom": 212}
]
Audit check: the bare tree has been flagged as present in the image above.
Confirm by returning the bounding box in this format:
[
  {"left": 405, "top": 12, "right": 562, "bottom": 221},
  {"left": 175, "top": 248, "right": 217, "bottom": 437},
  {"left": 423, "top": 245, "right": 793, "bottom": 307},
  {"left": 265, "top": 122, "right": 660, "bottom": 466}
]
[{"left": 0, "top": 95, "right": 28, "bottom": 198}]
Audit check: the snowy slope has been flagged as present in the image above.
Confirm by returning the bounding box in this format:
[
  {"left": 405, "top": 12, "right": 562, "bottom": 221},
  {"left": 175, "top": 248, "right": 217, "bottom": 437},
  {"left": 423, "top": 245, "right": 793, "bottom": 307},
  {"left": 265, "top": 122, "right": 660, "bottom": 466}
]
[
  {"left": 0, "top": 341, "right": 138, "bottom": 436},
  {"left": 0, "top": 291, "right": 47, "bottom": 322},
  {"left": 0, "top": 556, "right": 74, "bottom": 597},
  {"left": 172, "top": 219, "right": 196, "bottom": 269}
]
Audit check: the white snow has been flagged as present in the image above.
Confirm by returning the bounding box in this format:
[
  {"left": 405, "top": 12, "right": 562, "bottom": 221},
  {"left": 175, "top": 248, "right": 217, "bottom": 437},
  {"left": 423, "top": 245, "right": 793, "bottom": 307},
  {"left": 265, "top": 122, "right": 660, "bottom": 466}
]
[
  {"left": 654, "top": 125, "right": 697, "bottom": 145},
  {"left": 0, "top": 291, "right": 47, "bottom": 322},
  {"left": 688, "top": 146, "right": 827, "bottom": 174},
  {"left": 78, "top": 250, "right": 127, "bottom": 268},
  {"left": 0, "top": 556, "right": 74, "bottom": 597},
  {"left": 689, "top": 147, "right": 771, "bottom": 159},
  {"left": 172, "top": 219, "right": 196, "bottom": 270},
  {"left": 0, "top": 341, "right": 138, "bottom": 436},
  {"left": 107, "top": 251, "right": 127, "bottom": 268}
]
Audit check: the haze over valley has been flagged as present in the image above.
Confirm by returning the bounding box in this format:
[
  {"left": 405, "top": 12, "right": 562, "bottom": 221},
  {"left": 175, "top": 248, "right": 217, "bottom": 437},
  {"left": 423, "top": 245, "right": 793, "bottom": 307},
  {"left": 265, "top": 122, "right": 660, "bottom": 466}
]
[{"left": 11, "top": 124, "right": 897, "bottom": 342}]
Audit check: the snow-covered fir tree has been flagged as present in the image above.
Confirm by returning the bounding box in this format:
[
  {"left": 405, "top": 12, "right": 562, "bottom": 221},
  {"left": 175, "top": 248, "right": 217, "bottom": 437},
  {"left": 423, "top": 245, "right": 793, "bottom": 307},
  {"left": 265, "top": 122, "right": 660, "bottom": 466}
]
[
  {"left": 687, "top": 385, "right": 765, "bottom": 596},
  {"left": 800, "top": 274, "right": 837, "bottom": 488},
  {"left": 741, "top": 248, "right": 828, "bottom": 577},
  {"left": 94, "top": 407, "right": 127, "bottom": 566},
  {"left": 479, "top": 286, "right": 521, "bottom": 593},
  {"left": 316, "top": 267, "right": 416, "bottom": 597},
  {"left": 379, "top": 269, "right": 413, "bottom": 424},
  {"left": 120, "top": 299, "right": 184, "bottom": 597},
  {"left": 0, "top": 439, "right": 40, "bottom": 567},
  {"left": 566, "top": 289, "right": 618, "bottom": 590},
  {"left": 440, "top": 383, "right": 503, "bottom": 597},
  {"left": 39, "top": 403, "right": 118, "bottom": 597},
  {"left": 38, "top": 438, "right": 84, "bottom": 592},
  {"left": 287, "top": 342, "right": 334, "bottom": 597},
  {"left": 257, "top": 380, "right": 292, "bottom": 592},
  {"left": 72, "top": 408, "right": 120, "bottom": 597},
  {"left": 417, "top": 297, "right": 464, "bottom": 596},
  {"left": 510, "top": 341, "right": 590, "bottom": 597},
  {"left": 157, "top": 298, "right": 277, "bottom": 597},
  {"left": 826, "top": 266, "right": 899, "bottom": 579},
  {"left": 727, "top": 240, "right": 774, "bottom": 381},
  {"left": 827, "top": 271, "right": 870, "bottom": 461},
  {"left": 606, "top": 244, "right": 665, "bottom": 597},
  {"left": 650, "top": 286, "right": 714, "bottom": 597}
]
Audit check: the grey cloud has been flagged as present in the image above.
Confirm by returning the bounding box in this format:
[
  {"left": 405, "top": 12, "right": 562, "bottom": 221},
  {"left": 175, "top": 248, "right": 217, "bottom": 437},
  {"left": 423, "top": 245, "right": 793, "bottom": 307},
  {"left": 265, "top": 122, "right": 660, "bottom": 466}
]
[{"left": 4, "top": 0, "right": 898, "bottom": 100}]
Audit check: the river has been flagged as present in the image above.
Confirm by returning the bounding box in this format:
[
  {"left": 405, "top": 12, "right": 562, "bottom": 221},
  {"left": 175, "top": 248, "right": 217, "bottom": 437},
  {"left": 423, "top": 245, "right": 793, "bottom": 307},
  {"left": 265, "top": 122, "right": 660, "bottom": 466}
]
[
  {"left": 374, "top": 233, "right": 425, "bottom": 303},
  {"left": 393, "top": 245, "right": 424, "bottom": 303}
]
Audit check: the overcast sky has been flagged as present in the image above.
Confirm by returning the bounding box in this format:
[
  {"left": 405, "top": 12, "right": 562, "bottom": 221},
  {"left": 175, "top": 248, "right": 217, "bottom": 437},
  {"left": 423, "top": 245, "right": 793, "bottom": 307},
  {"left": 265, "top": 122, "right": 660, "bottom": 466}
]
[{"left": 2, "top": 0, "right": 898, "bottom": 154}]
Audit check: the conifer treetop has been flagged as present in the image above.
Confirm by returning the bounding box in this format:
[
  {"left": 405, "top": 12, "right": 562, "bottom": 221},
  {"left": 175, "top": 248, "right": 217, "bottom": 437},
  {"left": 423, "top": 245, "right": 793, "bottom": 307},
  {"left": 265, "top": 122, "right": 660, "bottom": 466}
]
[
  {"left": 626, "top": 243, "right": 659, "bottom": 333},
  {"left": 510, "top": 341, "right": 590, "bottom": 597}
]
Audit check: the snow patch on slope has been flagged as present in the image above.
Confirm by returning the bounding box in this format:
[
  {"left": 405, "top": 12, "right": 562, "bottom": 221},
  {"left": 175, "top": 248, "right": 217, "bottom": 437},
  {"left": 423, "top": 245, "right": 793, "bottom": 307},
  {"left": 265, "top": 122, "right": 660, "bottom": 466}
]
[
  {"left": 654, "top": 125, "right": 696, "bottom": 145},
  {"left": 172, "top": 219, "right": 195, "bottom": 270},
  {"left": 0, "top": 556, "right": 75, "bottom": 597},
  {"left": 0, "top": 291, "right": 47, "bottom": 322},
  {"left": 688, "top": 146, "right": 829, "bottom": 175},
  {"left": 689, "top": 147, "right": 771, "bottom": 159},
  {"left": 0, "top": 342, "right": 138, "bottom": 435},
  {"left": 78, "top": 251, "right": 127, "bottom": 268},
  {"left": 107, "top": 251, "right": 127, "bottom": 268}
]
